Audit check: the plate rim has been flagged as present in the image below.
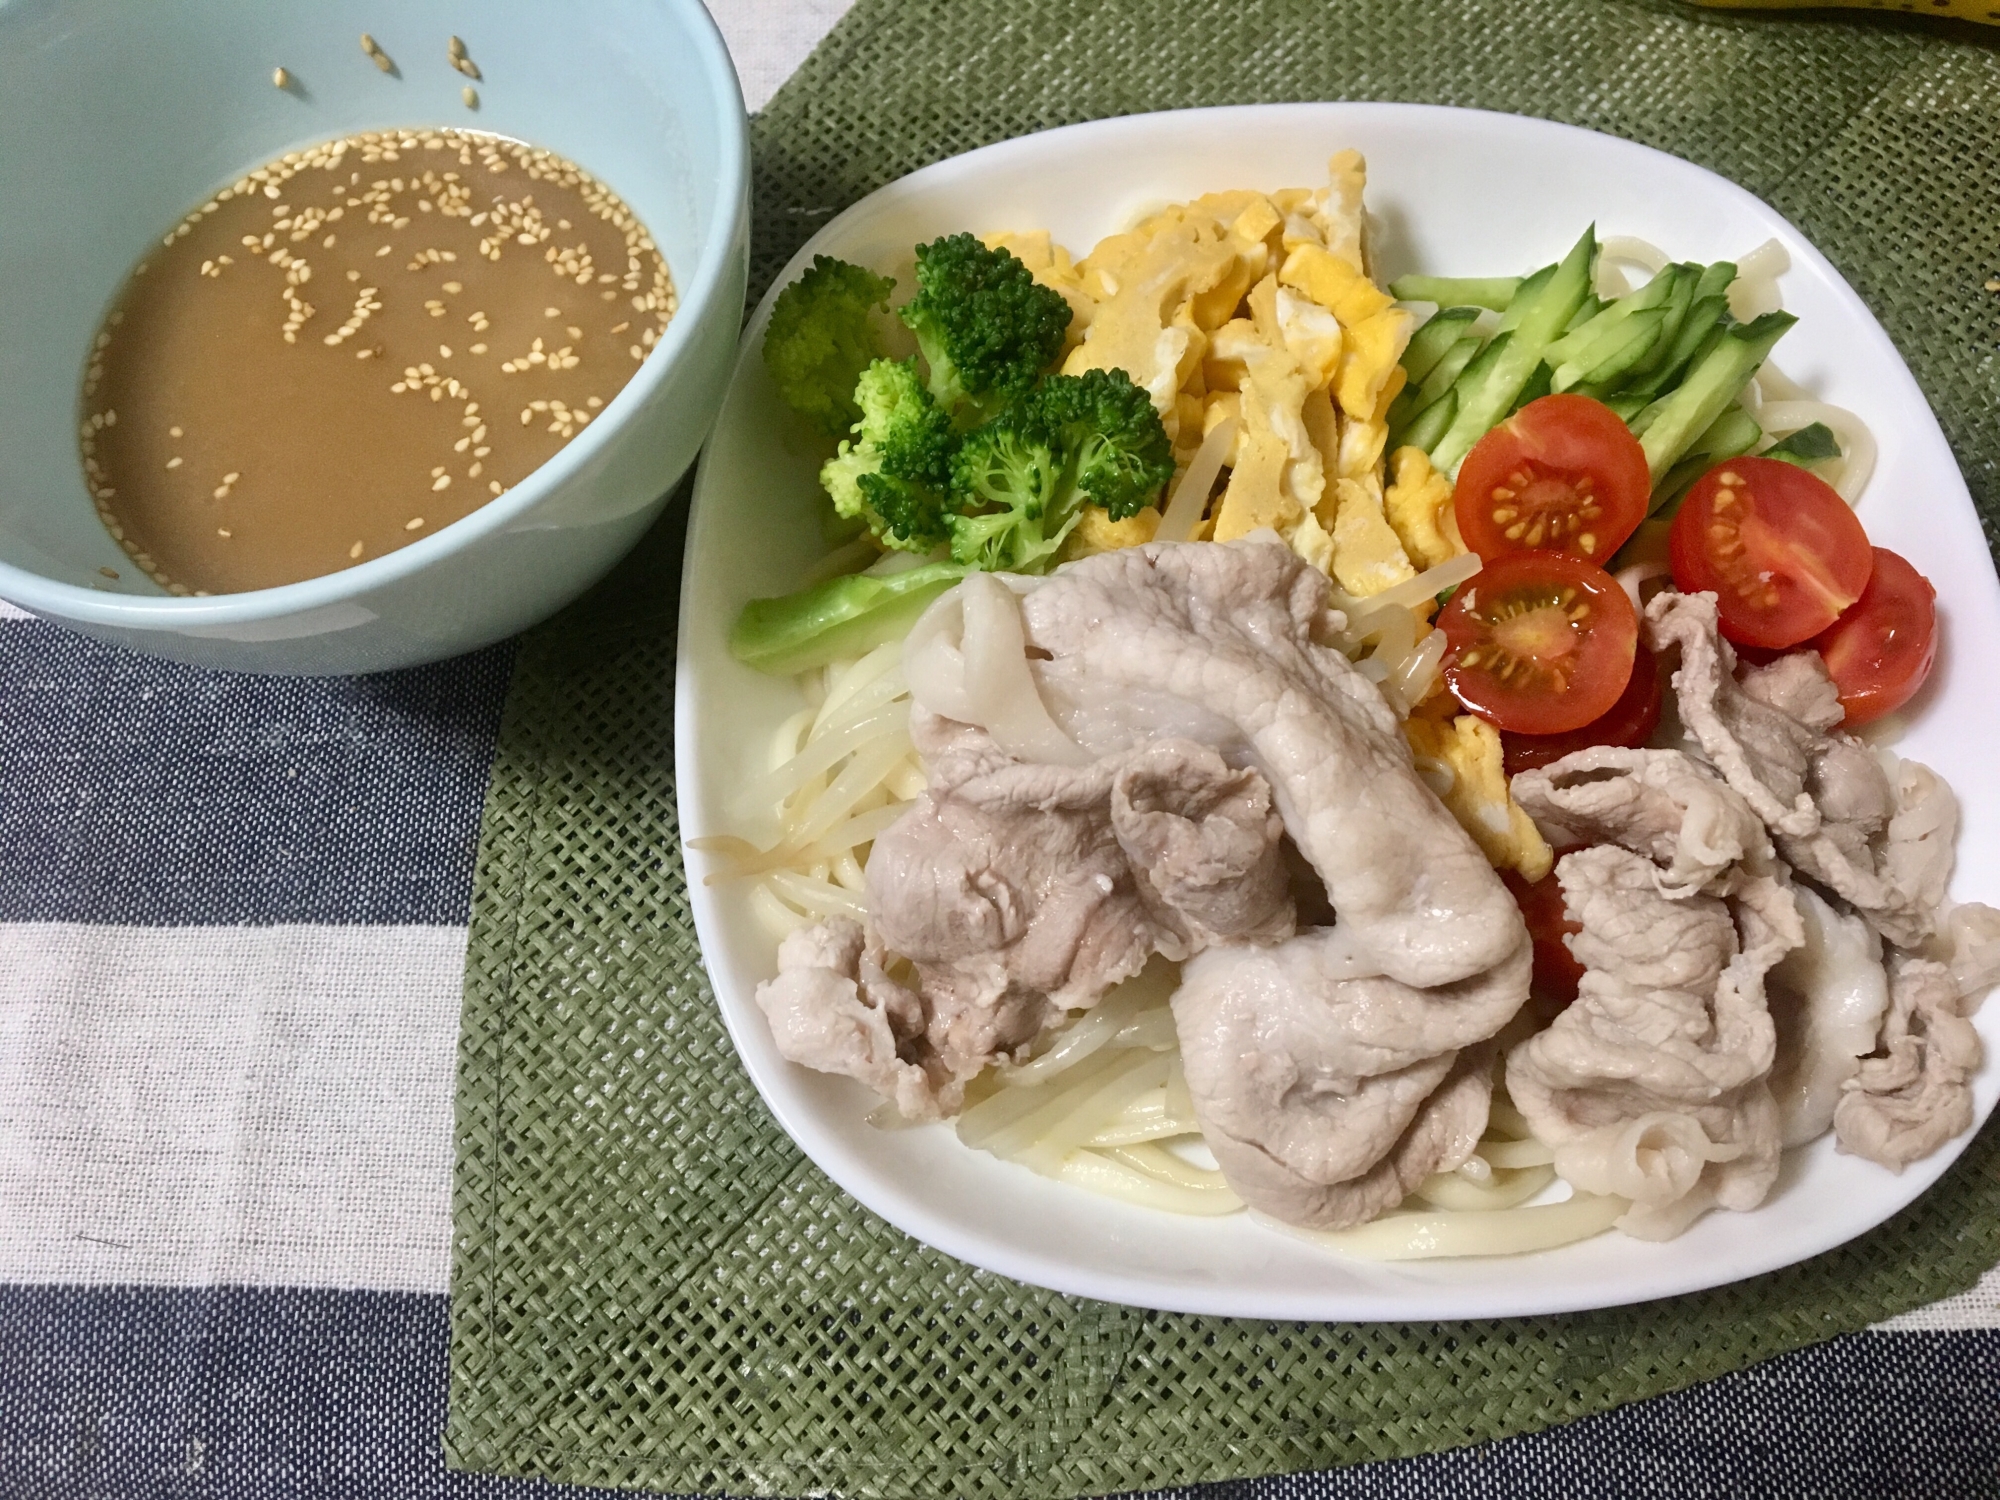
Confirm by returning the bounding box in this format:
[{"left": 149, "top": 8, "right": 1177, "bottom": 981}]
[{"left": 675, "top": 100, "right": 1999, "bottom": 1319}]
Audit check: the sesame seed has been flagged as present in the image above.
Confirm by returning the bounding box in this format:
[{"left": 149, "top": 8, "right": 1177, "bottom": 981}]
[
  {"left": 463, "top": 86, "right": 479, "bottom": 109},
  {"left": 98, "top": 567, "right": 120, "bottom": 580},
  {"left": 350, "top": 541, "right": 365, "bottom": 559},
  {"left": 170, "top": 426, "right": 183, "bottom": 437},
  {"left": 489, "top": 481, "right": 503, "bottom": 494},
  {"left": 406, "top": 516, "right": 425, "bottom": 529},
  {"left": 545, "top": 307, "right": 560, "bottom": 318},
  {"left": 274, "top": 67, "right": 291, "bottom": 88},
  {"left": 217, "top": 528, "right": 232, "bottom": 538}
]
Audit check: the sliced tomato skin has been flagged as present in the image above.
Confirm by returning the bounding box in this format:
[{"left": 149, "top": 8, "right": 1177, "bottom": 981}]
[
  {"left": 1455, "top": 394, "right": 1650, "bottom": 566},
  {"left": 1811, "top": 546, "right": 1938, "bottom": 728},
  {"left": 1501, "top": 645, "right": 1662, "bottom": 776},
  {"left": 1439, "top": 550, "right": 1640, "bottom": 736},
  {"left": 1668, "top": 455, "right": 1874, "bottom": 650},
  {"left": 1503, "top": 865, "right": 1584, "bottom": 1014}
]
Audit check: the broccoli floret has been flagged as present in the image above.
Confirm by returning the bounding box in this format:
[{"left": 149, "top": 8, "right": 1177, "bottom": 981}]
[
  {"left": 899, "top": 234, "right": 1072, "bottom": 420},
  {"left": 945, "top": 368, "right": 1174, "bottom": 573},
  {"left": 820, "top": 358, "right": 957, "bottom": 553},
  {"left": 1029, "top": 367, "right": 1176, "bottom": 521},
  {"left": 763, "top": 255, "right": 896, "bottom": 437}
]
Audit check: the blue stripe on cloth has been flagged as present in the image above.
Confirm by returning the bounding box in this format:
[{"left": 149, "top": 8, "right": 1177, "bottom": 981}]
[
  {"left": 1, "top": 1284, "right": 1996, "bottom": 1499},
  {"left": 0, "top": 1284, "right": 620, "bottom": 1500},
  {"left": 0, "top": 622, "right": 512, "bottom": 928}
]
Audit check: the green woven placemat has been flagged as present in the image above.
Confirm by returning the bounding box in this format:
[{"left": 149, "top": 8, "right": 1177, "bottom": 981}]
[{"left": 448, "top": 2, "right": 2000, "bottom": 1495}]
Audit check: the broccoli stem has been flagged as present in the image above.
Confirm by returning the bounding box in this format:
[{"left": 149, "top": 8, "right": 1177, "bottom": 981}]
[{"left": 729, "top": 561, "right": 962, "bottom": 676}]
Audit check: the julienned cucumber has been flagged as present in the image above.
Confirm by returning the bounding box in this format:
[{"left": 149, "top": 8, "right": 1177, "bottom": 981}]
[
  {"left": 1764, "top": 421, "right": 1842, "bottom": 465},
  {"left": 1399, "top": 306, "right": 1482, "bottom": 386},
  {"left": 1563, "top": 307, "right": 1666, "bottom": 393},
  {"left": 1388, "top": 274, "right": 1520, "bottom": 310},
  {"left": 1622, "top": 265, "right": 1698, "bottom": 384},
  {"left": 1388, "top": 328, "right": 1485, "bottom": 442},
  {"left": 1689, "top": 404, "right": 1764, "bottom": 463},
  {"left": 1495, "top": 263, "right": 1558, "bottom": 334},
  {"left": 1625, "top": 289, "right": 1728, "bottom": 399},
  {"left": 1638, "top": 311, "right": 1796, "bottom": 493},
  {"left": 1399, "top": 386, "right": 1458, "bottom": 455},
  {"left": 1542, "top": 263, "right": 1676, "bottom": 376},
  {"left": 1650, "top": 405, "right": 1765, "bottom": 518},
  {"left": 1430, "top": 227, "right": 1596, "bottom": 475}
]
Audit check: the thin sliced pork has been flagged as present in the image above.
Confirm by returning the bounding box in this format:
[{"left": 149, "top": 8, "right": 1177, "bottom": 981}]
[{"left": 1505, "top": 844, "right": 1801, "bottom": 1238}]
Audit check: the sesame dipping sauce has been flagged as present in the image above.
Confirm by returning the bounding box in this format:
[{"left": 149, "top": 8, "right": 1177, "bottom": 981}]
[{"left": 78, "top": 127, "right": 676, "bottom": 596}]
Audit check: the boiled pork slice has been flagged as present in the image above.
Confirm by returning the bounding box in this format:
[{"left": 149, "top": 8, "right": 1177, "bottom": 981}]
[
  {"left": 1110, "top": 739, "right": 1297, "bottom": 949},
  {"left": 1834, "top": 954, "right": 1982, "bottom": 1170},
  {"left": 1510, "top": 745, "right": 1772, "bottom": 898},
  {"left": 1171, "top": 926, "right": 1529, "bottom": 1228},
  {"left": 756, "top": 917, "right": 955, "bottom": 1121},
  {"left": 866, "top": 710, "right": 1183, "bottom": 1082},
  {"left": 1022, "top": 536, "right": 1523, "bottom": 989},
  {"left": 1506, "top": 844, "right": 1801, "bottom": 1238},
  {"left": 1647, "top": 590, "right": 1953, "bottom": 947}
]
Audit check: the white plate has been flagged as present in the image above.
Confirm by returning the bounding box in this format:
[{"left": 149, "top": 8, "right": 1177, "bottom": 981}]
[{"left": 676, "top": 103, "right": 2000, "bottom": 1319}]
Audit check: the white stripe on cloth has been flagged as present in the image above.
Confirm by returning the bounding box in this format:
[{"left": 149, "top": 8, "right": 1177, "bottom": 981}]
[
  {"left": 0, "top": 599, "right": 31, "bottom": 619},
  {"left": 1875, "top": 1266, "right": 2000, "bottom": 1331},
  {"left": 710, "top": 0, "right": 856, "bottom": 111},
  {"left": 0, "top": 922, "right": 461, "bottom": 1293}
]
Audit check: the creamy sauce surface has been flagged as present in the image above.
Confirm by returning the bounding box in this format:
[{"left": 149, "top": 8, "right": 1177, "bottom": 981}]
[{"left": 79, "top": 127, "right": 675, "bottom": 595}]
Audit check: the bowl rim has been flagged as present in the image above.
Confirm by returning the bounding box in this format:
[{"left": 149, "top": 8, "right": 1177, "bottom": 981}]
[{"left": 0, "top": 0, "right": 748, "bottom": 627}]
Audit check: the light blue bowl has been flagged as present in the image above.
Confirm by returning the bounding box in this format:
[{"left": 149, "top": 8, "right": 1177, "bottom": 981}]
[{"left": 0, "top": 0, "right": 748, "bottom": 673}]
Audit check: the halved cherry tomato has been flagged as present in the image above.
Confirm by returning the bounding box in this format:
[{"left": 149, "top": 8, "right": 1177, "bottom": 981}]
[
  {"left": 1811, "top": 546, "right": 1938, "bottom": 728},
  {"left": 1501, "top": 645, "right": 1662, "bottom": 776},
  {"left": 1455, "top": 394, "right": 1650, "bottom": 566},
  {"left": 1439, "top": 550, "right": 1639, "bottom": 735},
  {"left": 1668, "top": 456, "right": 1873, "bottom": 649},
  {"left": 1502, "top": 865, "right": 1584, "bottom": 1014}
]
